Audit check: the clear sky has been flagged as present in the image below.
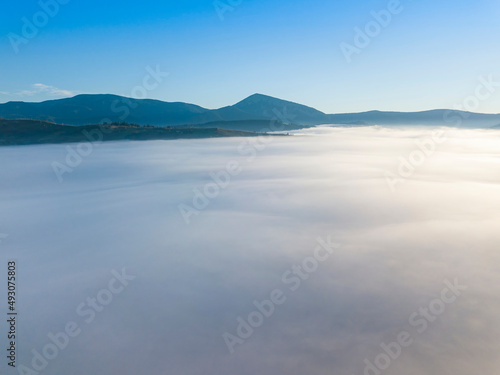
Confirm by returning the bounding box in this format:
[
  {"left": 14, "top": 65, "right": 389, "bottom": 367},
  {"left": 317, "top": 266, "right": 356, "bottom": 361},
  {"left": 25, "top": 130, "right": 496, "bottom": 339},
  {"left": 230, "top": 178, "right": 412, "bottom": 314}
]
[{"left": 1, "top": 0, "right": 500, "bottom": 113}]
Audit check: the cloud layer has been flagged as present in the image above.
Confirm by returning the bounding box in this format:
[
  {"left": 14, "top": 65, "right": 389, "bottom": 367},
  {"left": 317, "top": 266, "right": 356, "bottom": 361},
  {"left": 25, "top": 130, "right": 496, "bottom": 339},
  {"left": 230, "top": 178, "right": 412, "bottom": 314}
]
[{"left": 0, "top": 126, "right": 499, "bottom": 375}]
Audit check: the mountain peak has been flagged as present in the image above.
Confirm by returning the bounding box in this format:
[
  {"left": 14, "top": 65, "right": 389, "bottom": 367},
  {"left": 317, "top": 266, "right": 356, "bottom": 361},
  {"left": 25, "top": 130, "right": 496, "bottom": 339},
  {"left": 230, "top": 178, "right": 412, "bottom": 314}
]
[
  {"left": 233, "top": 93, "right": 328, "bottom": 125},
  {"left": 242, "top": 93, "right": 275, "bottom": 100},
  {"left": 236, "top": 93, "right": 299, "bottom": 106}
]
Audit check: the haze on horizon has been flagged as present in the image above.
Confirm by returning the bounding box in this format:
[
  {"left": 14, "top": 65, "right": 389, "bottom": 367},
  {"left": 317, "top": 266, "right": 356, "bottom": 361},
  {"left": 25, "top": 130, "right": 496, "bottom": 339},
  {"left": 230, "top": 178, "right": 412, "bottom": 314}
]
[{"left": 1, "top": 0, "right": 500, "bottom": 113}]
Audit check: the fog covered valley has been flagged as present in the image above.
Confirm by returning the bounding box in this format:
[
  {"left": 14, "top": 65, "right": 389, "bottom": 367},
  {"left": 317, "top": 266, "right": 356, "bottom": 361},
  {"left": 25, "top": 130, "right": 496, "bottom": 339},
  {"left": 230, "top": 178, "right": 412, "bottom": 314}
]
[{"left": 1, "top": 126, "right": 499, "bottom": 375}]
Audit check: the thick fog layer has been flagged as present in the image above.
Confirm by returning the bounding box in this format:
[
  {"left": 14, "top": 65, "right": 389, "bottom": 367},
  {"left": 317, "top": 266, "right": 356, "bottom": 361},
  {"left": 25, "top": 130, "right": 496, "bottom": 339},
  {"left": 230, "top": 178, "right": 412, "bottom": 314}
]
[{"left": 1, "top": 126, "right": 499, "bottom": 375}]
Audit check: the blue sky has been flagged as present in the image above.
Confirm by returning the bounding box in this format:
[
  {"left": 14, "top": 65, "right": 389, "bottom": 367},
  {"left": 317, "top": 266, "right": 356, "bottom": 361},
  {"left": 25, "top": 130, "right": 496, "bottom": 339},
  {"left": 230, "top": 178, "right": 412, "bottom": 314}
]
[{"left": 1, "top": 0, "right": 499, "bottom": 113}]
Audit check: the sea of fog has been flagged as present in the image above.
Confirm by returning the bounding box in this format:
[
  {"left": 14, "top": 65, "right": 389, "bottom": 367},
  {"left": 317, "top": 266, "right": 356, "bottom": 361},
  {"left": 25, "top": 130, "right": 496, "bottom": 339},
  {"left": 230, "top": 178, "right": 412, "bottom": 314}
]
[{"left": 1, "top": 126, "right": 499, "bottom": 375}]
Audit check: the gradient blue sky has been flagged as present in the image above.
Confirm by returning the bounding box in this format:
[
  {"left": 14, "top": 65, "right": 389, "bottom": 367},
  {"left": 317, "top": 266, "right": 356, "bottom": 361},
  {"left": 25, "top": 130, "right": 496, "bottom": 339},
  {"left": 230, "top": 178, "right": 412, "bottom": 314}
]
[{"left": 1, "top": 0, "right": 499, "bottom": 113}]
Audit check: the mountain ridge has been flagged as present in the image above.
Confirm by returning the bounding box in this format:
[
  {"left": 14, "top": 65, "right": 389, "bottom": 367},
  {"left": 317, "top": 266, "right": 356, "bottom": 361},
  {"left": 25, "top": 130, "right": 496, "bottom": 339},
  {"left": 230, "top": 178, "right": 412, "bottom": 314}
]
[{"left": 1, "top": 93, "right": 499, "bottom": 129}]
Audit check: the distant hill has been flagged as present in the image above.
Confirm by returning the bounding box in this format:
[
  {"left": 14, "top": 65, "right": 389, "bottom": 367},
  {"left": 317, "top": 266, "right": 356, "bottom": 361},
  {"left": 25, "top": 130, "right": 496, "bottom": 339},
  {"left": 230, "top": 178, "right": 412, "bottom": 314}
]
[
  {"left": 327, "top": 110, "right": 500, "bottom": 128},
  {"left": 0, "top": 119, "right": 266, "bottom": 146},
  {"left": 1, "top": 93, "right": 499, "bottom": 130}
]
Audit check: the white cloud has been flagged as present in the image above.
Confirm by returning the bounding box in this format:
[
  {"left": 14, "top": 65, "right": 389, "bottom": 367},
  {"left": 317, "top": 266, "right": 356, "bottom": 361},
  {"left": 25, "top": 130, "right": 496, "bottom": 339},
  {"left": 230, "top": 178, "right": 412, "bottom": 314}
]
[{"left": 13, "top": 83, "right": 76, "bottom": 97}]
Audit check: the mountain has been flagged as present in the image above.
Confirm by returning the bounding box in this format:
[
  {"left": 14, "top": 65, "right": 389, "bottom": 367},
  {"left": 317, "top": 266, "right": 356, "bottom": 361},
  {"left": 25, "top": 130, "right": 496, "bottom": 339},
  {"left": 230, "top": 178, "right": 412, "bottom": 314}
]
[
  {"left": 0, "top": 94, "right": 213, "bottom": 126},
  {"left": 0, "top": 93, "right": 325, "bottom": 127},
  {"left": 327, "top": 109, "right": 500, "bottom": 128},
  {"left": 1, "top": 93, "right": 499, "bottom": 130},
  {"left": 0, "top": 119, "right": 266, "bottom": 146},
  {"left": 229, "top": 93, "right": 330, "bottom": 125}
]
